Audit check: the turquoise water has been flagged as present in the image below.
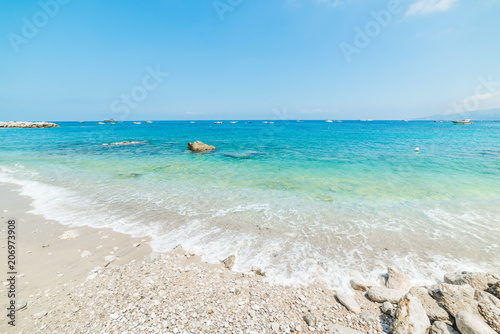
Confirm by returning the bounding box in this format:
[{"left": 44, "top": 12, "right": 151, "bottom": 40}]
[{"left": 1, "top": 120, "right": 499, "bottom": 289}]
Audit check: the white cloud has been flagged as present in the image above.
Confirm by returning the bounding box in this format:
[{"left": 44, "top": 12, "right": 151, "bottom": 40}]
[
  {"left": 406, "top": 0, "right": 458, "bottom": 16},
  {"left": 475, "top": 91, "right": 500, "bottom": 110}
]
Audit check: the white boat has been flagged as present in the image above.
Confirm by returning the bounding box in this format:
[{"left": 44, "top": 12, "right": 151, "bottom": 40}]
[
  {"left": 230, "top": 121, "right": 238, "bottom": 124},
  {"left": 98, "top": 122, "right": 105, "bottom": 125},
  {"left": 145, "top": 121, "right": 153, "bottom": 124},
  {"left": 134, "top": 122, "right": 142, "bottom": 125},
  {"left": 190, "top": 121, "right": 195, "bottom": 123},
  {"left": 403, "top": 119, "right": 408, "bottom": 122},
  {"left": 326, "top": 120, "right": 333, "bottom": 123},
  {"left": 214, "top": 121, "right": 223, "bottom": 124},
  {"left": 452, "top": 119, "right": 473, "bottom": 125}
]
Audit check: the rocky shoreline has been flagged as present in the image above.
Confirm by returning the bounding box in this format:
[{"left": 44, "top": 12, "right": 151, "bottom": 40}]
[
  {"left": 0, "top": 121, "right": 60, "bottom": 128},
  {"left": 19, "top": 246, "right": 500, "bottom": 334}
]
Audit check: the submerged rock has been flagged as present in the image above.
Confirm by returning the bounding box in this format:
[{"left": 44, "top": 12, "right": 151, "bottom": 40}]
[
  {"left": 188, "top": 141, "right": 216, "bottom": 152},
  {"left": 455, "top": 311, "right": 497, "bottom": 334},
  {"left": 391, "top": 293, "right": 431, "bottom": 334},
  {"left": 367, "top": 286, "right": 405, "bottom": 304}
]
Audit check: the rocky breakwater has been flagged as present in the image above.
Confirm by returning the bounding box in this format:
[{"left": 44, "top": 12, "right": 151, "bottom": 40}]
[
  {"left": 188, "top": 141, "right": 216, "bottom": 152},
  {"left": 0, "top": 121, "right": 60, "bottom": 128},
  {"left": 358, "top": 267, "right": 500, "bottom": 334}
]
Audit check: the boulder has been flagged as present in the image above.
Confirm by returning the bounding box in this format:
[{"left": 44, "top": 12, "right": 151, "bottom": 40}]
[
  {"left": 488, "top": 282, "right": 500, "bottom": 299},
  {"left": 409, "top": 287, "right": 451, "bottom": 323},
  {"left": 335, "top": 292, "right": 361, "bottom": 314},
  {"left": 391, "top": 293, "right": 431, "bottom": 334},
  {"left": 386, "top": 266, "right": 412, "bottom": 291},
  {"left": 330, "top": 324, "right": 365, "bottom": 333},
  {"left": 222, "top": 255, "right": 235, "bottom": 270},
  {"left": 429, "top": 321, "right": 459, "bottom": 334},
  {"left": 475, "top": 290, "right": 500, "bottom": 309},
  {"left": 429, "top": 283, "right": 479, "bottom": 317},
  {"left": 478, "top": 301, "right": 500, "bottom": 332},
  {"left": 350, "top": 279, "right": 372, "bottom": 292},
  {"left": 444, "top": 272, "right": 500, "bottom": 291},
  {"left": 455, "top": 311, "right": 497, "bottom": 334},
  {"left": 381, "top": 301, "right": 394, "bottom": 315},
  {"left": 367, "top": 286, "right": 405, "bottom": 304},
  {"left": 188, "top": 141, "right": 216, "bottom": 152}
]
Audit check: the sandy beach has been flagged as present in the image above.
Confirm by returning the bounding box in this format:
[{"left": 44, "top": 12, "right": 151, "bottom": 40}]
[{"left": 0, "top": 181, "right": 391, "bottom": 333}]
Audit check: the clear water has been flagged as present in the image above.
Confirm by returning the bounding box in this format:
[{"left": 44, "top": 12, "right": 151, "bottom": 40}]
[{"left": 1, "top": 120, "right": 499, "bottom": 290}]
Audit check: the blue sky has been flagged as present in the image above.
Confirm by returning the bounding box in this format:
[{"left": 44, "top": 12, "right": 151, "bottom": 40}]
[{"left": 1, "top": 0, "right": 499, "bottom": 120}]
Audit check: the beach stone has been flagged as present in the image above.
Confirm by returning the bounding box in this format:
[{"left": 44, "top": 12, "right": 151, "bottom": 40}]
[
  {"left": 386, "top": 266, "right": 412, "bottom": 291},
  {"left": 391, "top": 293, "right": 431, "bottom": 334},
  {"left": 478, "top": 301, "right": 500, "bottom": 332},
  {"left": 350, "top": 279, "right": 372, "bottom": 292},
  {"left": 360, "top": 311, "right": 377, "bottom": 324},
  {"left": 367, "top": 286, "right": 405, "bottom": 303},
  {"left": 330, "top": 324, "right": 365, "bottom": 333},
  {"left": 59, "top": 230, "right": 80, "bottom": 239},
  {"left": 429, "top": 321, "right": 459, "bottom": 334},
  {"left": 303, "top": 312, "right": 317, "bottom": 327},
  {"left": 146, "top": 252, "right": 161, "bottom": 263},
  {"left": 335, "top": 292, "right": 361, "bottom": 314},
  {"left": 409, "top": 287, "right": 451, "bottom": 323},
  {"left": 429, "top": 283, "right": 476, "bottom": 300},
  {"left": 381, "top": 301, "right": 394, "bottom": 315},
  {"left": 15, "top": 299, "right": 27, "bottom": 311},
  {"left": 188, "top": 141, "right": 216, "bottom": 152},
  {"left": 455, "top": 311, "right": 497, "bottom": 334},
  {"left": 222, "top": 255, "right": 235, "bottom": 270},
  {"left": 440, "top": 291, "right": 479, "bottom": 318},
  {"left": 80, "top": 250, "right": 92, "bottom": 258},
  {"left": 33, "top": 310, "right": 48, "bottom": 319},
  {"left": 444, "top": 272, "right": 500, "bottom": 291}
]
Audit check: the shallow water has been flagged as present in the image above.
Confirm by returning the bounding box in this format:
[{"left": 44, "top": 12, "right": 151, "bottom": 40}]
[{"left": 1, "top": 120, "right": 499, "bottom": 290}]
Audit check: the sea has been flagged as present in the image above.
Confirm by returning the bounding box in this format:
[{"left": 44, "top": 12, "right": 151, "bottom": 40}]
[{"left": 1, "top": 120, "right": 499, "bottom": 290}]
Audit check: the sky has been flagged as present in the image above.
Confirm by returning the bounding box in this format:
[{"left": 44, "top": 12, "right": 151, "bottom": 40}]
[{"left": 0, "top": 0, "right": 499, "bottom": 121}]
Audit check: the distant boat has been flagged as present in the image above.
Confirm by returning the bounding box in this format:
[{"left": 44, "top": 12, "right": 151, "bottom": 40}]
[
  {"left": 434, "top": 120, "right": 441, "bottom": 122},
  {"left": 360, "top": 119, "right": 366, "bottom": 121},
  {"left": 230, "top": 121, "right": 238, "bottom": 124},
  {"left": 98, "top": 122, "right": 105, "bottom": 125},
  {"left": 246, "top": 121, "right": 252, "bottom": 123},
  {"left": 326, "top": 120, "right": 333, "bottom": 123},
  {"left": 214, "top": 121, "right": 222, "bottom": 124},
  {"left": 403, "top": 119, "right": 408, "bottom": 122},
  {"left": 335, "top": 120, "right": 343, "bottom": 123},
  {"left": 190, "top": 121, "right": 195, "bottom": 123},
  {"left": 103, "top": 119, "right": 115, "bottom": 123},
  {"left": 145, "top": 121, "right": 153, "bottom": 124},
  {"left": 78, "top": 121, "right": 85, "bottom": 123},
  {"left": 452, "top": 119, "right": 473, "bottom": 125},
  {"left": 297, "top": 120, "right": 302, "bottom": 122},
  {"left": 134, "top": 122, "right": 142, "bottom": 125},
  {"left": 111, "top": 122, "right": 116, "bottom": 125}
]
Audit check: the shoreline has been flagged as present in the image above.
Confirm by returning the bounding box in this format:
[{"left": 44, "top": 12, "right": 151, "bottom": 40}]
[{"left": 1, "top": 181, "right": 499, "bottom": 333}]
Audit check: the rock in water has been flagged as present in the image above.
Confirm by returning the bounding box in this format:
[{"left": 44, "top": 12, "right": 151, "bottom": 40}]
[
  {"left": 429, "top": 321, "right": 459, "bottom": 334},
  {"left": 386, "top": 266, "right": 412, "bottom": 291},
  {"left": 188, "top": 141, "right": 216, "bottom": 152},
  {"left": 335, "top": 292, "right": 361, "bottom": 314},
  {"left": 222, "top": 255, "right": 235, "bottom": 270},
  {"left": 391, "top": 293, "right": 431, "bottom": 334},
  {"left": 478, "top": 301, "right": 500, "bottom": 332},
  {"left": 0, "top": 121, "right": 59, "bottom": 128},
  {"left": 455, "top": 311, "right": 497, "bottom": 334},
  {"left": 368, "top": 286, "right": 405, "bottom": 303}
]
